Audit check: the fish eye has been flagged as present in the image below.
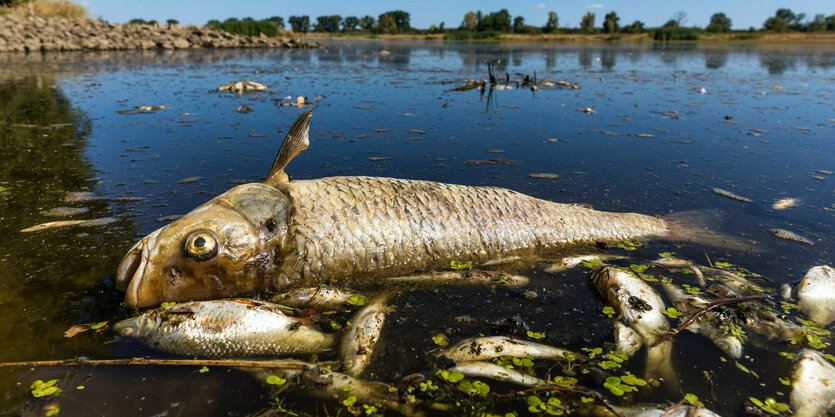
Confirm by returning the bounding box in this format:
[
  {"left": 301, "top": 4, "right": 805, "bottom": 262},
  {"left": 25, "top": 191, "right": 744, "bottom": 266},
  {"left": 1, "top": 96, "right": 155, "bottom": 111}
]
[{"left": 184, "top": 230, "right": 219, "bottom": 261}]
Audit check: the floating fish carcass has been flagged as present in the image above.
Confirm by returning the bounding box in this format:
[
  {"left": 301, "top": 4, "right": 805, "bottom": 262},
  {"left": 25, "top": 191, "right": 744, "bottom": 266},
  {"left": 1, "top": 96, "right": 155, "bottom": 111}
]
[{"left": 116, "top": 107, "right": 748, "bottom": 308}]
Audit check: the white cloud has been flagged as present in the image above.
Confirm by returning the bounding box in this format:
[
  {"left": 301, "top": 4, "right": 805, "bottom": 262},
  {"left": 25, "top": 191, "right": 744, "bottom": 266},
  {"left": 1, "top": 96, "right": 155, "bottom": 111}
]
[
  {"left": 586, "top": 3, "right": 604, "bottom": 8},
  {"left": 537, "top": 3, "right": 546, "bottom": 8}
]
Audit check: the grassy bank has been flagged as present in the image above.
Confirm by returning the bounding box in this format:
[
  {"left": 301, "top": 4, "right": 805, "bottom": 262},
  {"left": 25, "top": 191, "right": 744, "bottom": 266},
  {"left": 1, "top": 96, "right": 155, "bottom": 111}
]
[{"left": 0, "top": 0, "right": 86, "bottom": 19}]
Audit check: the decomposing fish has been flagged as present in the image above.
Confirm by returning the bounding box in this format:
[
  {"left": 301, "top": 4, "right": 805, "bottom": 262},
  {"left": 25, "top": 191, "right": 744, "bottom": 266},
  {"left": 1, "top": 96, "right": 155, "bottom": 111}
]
[
  {"left": 791, "top": 350, "right": 835, "bottom": 417},
  {"left": 771, "top": 228, "right": 814, "bottom": 245},
  {"left": 796, "top": 265, "right": 835, "bottom": 326},
  {"left": 591, "top": 266, "right": 677, "bottom": 388},
  {"left": 439, "top": 336, "right": 580, "bottom": 364},
  {"left": 661, "top": 283, "right": 743, "bottom": 358},
  {"left": 449, "top": 361, "right": 545, "bottom": 387},
  {"left": 271, "top": 286, "right": 363, "bottom": 311},
  {"left": 341, "top": 295, "right": 388, "bottom": 377},
  {"left": 583, "top": 404, "right": 722, "bottom": 417},
  {"left": 218, "top": 81, "right": 267, "bottom": 93},
  {"left": 385, "top": 270, "right": 529, "bottom": 288},
  {"left": 114, "top": 299, "right": 336, "bottom": 358},
  {"left": 116, "top": 107, "right": 748, "bottom": 308}
]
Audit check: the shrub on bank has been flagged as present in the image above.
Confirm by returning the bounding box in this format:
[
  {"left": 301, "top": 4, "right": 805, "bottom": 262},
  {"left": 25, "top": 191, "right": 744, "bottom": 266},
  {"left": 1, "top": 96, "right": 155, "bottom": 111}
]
[
  {"left": 207, "top": 18, "right": 280, "bottom": 38},
  {"left": 651, "top": 27, "right": 700, "bottom": 41}
]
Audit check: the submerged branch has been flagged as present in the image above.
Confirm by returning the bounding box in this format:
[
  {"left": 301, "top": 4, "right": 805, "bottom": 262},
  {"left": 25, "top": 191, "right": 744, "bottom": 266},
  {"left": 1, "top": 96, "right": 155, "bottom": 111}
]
[
  {"left": 651, "top": 293, "right": 771, "bottom": 348},
  {"left": 0, "top": 357, "right": 310, "bottom": 370}
]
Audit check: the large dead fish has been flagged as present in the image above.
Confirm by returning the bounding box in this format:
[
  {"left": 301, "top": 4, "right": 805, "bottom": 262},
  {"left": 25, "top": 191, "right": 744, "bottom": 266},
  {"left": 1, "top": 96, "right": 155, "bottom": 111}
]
[{"left": 116, "top": 107, "right": 747, "bottom": 308}]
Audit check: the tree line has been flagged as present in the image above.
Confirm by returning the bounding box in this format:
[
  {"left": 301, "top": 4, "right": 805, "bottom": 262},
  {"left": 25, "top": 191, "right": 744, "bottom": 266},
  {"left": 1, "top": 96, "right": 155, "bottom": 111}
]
[{"left": 121, "top": 8, "right": 834, "bottom": 38}]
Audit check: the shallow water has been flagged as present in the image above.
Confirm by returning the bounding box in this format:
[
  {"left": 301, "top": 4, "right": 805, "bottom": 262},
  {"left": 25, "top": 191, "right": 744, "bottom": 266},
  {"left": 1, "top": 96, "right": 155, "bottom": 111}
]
[{"left": 0, "top": 41, "right": 833, "bottom": 416}]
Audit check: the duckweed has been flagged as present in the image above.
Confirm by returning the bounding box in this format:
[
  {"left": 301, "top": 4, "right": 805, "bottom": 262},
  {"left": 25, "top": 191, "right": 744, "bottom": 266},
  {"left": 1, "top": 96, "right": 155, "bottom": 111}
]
[
  {"left": 749, "top": 397, "right": 790, "bottom": 414},
  {"left": 662, "top": 307, "right": 683, "bottom": 318},
  {"left": 685, "top": 393, "right": 704, "bottom": 407},
  {"left": 450, "top": 260, "right": 473, "bottom": 270},
  {"left": 30, "top": 379, "right": 61, "bottom": 398},
  {"left": 601, "top": 306, "right": 615, "bottom": 318},
  {"left": 266, "top": 375, "right": 287, "bottom": 385},
  {"left": 432, "top": 333, "right": 449, "bottom": 346}
]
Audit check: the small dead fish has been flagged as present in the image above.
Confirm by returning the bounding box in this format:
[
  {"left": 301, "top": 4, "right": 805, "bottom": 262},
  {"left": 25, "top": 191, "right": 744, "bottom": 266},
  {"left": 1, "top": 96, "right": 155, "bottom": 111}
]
[
  {"left": 791, "top": 350, "right": 835, "bottom": 417},
  {"left": 341, "top": 296, "right": 387, "bottom": 377},
  {"left": 771, "top": 228, "right": 814, "bottom": 245},
  {"left": 613, "top": 321, "right": 643, "bottom": 357},
  {"left": 592, "top": 266, "right": 668, "bottom": 346},
  {"left": 114, "top": 299, "right": 336, "bottom": 358},
  {"left": 772, "top": 198, "right": 799, "bottom": 210},
  {"left": 20, "top": 217, "right": 116, "bottom": 233},
  {"left": 545, "top": 254, "right": 625, "bottom": 273},
  {"left": 440, "top": 336, "right": 580, "bottom": 363},
  {"left": 528, "top": 173, "right": 559, "bottom": 180},
  {"left": 236, "top": 104, "right": 254, "bottom": 114},
  {"left": 712, "top": 188, "right": 752, "bottom": 203},
  {"left": 450, "top": 361, "right": 544, "bottom": 387},
  {"left": 271, "top": 286, "right": 363, "bottom": 311},
  {"left": 386, "top": 271, "right": 528, "bottom": 288},
  {"left": 63, "top": 191, "right": 97, "bottom": 203},
  {"left": 796, "top": 265, "right": 835, "bottom": 326},
  {"left": 587, "top": 405, "right": 722, "bottom": 417},
  {"left": 39, "top": 207, "right": 90, "bottom": 217},
  {"left": 176, "top": 176, "right": 203, "bottom": 184},
  {"left": 577, "top": 107, "right": 594, "bottom": 113},
  {"left": 218, "top": 81, "right": 267, "bottom": 93}
]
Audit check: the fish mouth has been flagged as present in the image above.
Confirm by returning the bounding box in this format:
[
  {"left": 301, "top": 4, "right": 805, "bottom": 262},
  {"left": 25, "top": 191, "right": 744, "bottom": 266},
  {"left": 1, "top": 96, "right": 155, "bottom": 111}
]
[{"left": 116, "top": 228, "right": 161, "bottom": 308}]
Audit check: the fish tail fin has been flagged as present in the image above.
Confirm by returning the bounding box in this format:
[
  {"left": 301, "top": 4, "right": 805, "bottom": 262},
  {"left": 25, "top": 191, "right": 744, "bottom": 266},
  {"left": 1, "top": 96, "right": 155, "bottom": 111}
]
[{"left": 661, "top": 210, "right": 755, "bottom": 252}]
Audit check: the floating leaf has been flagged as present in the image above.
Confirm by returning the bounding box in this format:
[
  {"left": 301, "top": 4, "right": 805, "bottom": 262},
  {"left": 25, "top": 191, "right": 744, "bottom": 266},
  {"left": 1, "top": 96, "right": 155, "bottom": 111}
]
[
  {"left": 735, "top": 361, "right": 751, "bottom": 374},
  {"left": 342, "top": 396, "right": 357, "bottom": 407},
  {"left": 581, "top": 259, "right": 603, "bottom": 268},
  {"left": 89, "top": 321, "right": 108, "bottom": 330},
  {"left": 527, "top": 330, "right": 545, "bottom": 340},
  {"left": 602, "top": 306, "right": 615, "bottom": 318},
  {"left": 198, "top": 366, "right": 209, "bottom": 374},
  {"left": 581, "top": 396, "right": 594, "bottom": 403},
  {"left": 45, "top": 405, "right": 60, "bottom": 416},
  {"left": 450, "top": 260, "right": 473, "bottom": 270},
  {"left": 662, "top": 307, "right": 683, "bottom": 319},
  {"left": 347, "top": 295, "right": 366, "bottom": 306},
  {"left": 266, "top": 375, "right": 286, "bottom": 385},
  {"left": 629, "top": 264, "right": 648, "bottom": 273},
  {"left": 685, "top": 393, "right": 704, "bottom": 407},
  {"left": 161, "top": 302, "right": 176, "bottom": 308},
  {"left": 658, "top": 252, "right": 672, "bottom": 258},
  {"left": 779, "top": 377, "right": 791, "bottom": 386},
  {"left": 432, "top": 334, "right": 449, "bottom": 347}
]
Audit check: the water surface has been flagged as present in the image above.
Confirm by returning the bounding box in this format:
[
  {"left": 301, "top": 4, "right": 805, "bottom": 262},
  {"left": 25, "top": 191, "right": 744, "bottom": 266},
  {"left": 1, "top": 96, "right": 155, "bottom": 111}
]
[{"left": 0, "top": 41, "right": 833, "bottom": 416}]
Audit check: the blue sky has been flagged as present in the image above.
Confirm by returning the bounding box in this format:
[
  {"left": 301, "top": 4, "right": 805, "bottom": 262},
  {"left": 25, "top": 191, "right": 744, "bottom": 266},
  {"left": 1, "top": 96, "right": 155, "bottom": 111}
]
[{"left": 82, "top": 0, "right": 833, "bottom": 30}]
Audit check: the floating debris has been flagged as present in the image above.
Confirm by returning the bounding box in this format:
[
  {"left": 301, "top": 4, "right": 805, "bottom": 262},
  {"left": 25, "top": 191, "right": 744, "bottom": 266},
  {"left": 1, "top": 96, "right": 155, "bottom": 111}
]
[
  {"left": 712, "top": 188, "right": 752, "bottom": 203},
  {"left": 528, "top": 173, "right": 559, "bottom": 180},
  {"left": 795, "top": 265, "right": 835, "bottom": 326},
  {"left": 235, "top": 104, "right": 253, "bottom": 114},
  {"left": 116, "top": 105, "right": 166, "bottom": 114},
  {"left": 819, "top": 170, "right": 832, "bottom": 175},
  {"left": 463, "top": 159, "right": 517, "bottom": 166},
  {"left": 577, "top": 107, "right": 594, "bottom": 114},
  {"left": 218, "top": 81, "right": 267, "bottom": 93},
  {"left": 368, "top": 157, "right": 391, "bottom": 161},
  {"left": 176, "top": 176, "right": 203, "bottom": 184},
  {"left": 277, "top": 96, "right": 312, "bottom": 107},
  {"left": 772, "top": 198, "right": 799, "bottom": 210},
  {"left": 407, "top": 129, "right": 425, "bottom": 134},
  {"left": 771, "top": 228, "right": 814, "bottom": 245},
  {"left": 39, "top": 207, "right": 90, "bottom": 217}
]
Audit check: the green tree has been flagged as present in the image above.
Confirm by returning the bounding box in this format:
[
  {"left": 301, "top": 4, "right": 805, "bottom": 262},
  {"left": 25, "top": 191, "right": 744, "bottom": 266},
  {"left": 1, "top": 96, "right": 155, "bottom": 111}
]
[
  {"left": 359, "top": 15, "right": 375, "bottom": 30},
  {"left": 580, "top": 12, "right": 597, "bottom": 34},
  {"left": 342, "top": 16, "right": 359, "bottom": 32},
  {"left": 602, "top": 11, "right": 619, "bottom": 33},
  {"left": 314, "top": 15, "right": 341, "bottom": 33},
  {"left": 166, "top": 19, "right": 179, "bottom": 26},
  {"left": 543, "top": 11, "right": 558, "bottom": 33},
  {"left": 769, "top": 8, "right": 805, "bottom": 31},
  {"left": 477, "top": 9, "right": 511, "bottom": 32},
  {"left": 376, "top": 13, "right": 396, "bottom": 33},
  {"left": 662, "top": 19, "right": 679, "bottom": 28},
  {"left": 808, "top": 14, "right": 826, "bottom": 31},
  {"left": 513, "top": 16, "right": 525, "bottom": 33},
  {"left": 706, "top": 12, "right": 732, "bottom": 33},
  {"left": 289, "top": 15, "right": 310, "bottom": 33},
  {"left": 462, "top": 11, "right": 477, "bottom": 30},
  {"left": 266, "top": 16, "right": 284, "bottom": 29},
  {"left": 826, "top": 14, "right": 835, "bottom": 31},
  {"left": 621, "top": 20, "right": 645, "bottom": 33},
  {"left": 378, "top": 10, "right": 411, "bottom": 33}
]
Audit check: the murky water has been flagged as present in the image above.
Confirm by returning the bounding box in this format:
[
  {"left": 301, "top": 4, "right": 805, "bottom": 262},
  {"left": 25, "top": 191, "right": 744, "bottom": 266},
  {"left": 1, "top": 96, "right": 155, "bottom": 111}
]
[{"left": 0, "top": 41, "right": 833, "bottom": 416}]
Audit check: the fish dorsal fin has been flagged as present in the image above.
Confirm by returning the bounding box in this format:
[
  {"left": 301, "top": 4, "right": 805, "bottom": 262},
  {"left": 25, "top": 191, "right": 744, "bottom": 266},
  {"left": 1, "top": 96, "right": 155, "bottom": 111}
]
[{"left": 264, "top": 105, "right": 317, "bottom": 185}]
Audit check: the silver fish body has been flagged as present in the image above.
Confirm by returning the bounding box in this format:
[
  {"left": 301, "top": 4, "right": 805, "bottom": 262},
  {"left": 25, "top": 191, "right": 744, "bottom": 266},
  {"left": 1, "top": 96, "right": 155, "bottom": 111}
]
[
  {"left": 341, "top": 296, "right": 388, "bottom": 377},
  {"left": 791, "top": 349, "right": 835, "bottom": 417},
  {"left": 114, "top": 299, "right": 336, "bottom": 358},
  {"left": 440, "top": 336, "right": 580, "bottom": 363}
]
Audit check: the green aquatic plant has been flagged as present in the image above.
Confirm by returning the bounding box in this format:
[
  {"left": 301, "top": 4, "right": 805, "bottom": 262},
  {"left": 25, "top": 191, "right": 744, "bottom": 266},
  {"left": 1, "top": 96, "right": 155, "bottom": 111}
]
[
  {"left": 347, "top": 295, "right": 366, "bottom": 306},
  {"left": 161, "top": 301, "right": 176, "bottom": 308},
  {"left": 779, "top": 377, "right": 791, "bottom": 385},
  {"left": 581, "top": 259, "right": 603, "bottom": 268},
  {"left": 450, "top": 260, "right": 473, "bottom": 270},
  {"left": 198, "top": 366, "right": 209, "bottom": 373},
  {"left": 458, "top": 380, "right": 490, "bottom": 397},
  {"left": 437, "top": 370, "right": 465, "bottom": 383},
  {"left": 685, "top": 393, "right": 704, "bottom": 407},
  {"left": 658, "top": 252, "right": 672, "bottom": 258},
  {"left": 601, "top": 306, "right": 615, "bottom": 318},
  {"left": 616, "top": 240, "right": 642, "bottom": 251},
  {"left": 749, "top": 397, "right": 790, "bottom": 414},
  {"left": 629, "top": 264, "right": 647, "bottom": 273},
  {"left": 266, "top": 375, "right": 287, "bottom": 385},
  {"left": 661, "top": 307, "right": 683, "bottom": 319},
  {"left": 527, "top": 330, "right": 546, "bottom": 340},
  {"left": 30, "top": 379, "right": 61, "bottom": 398},
  {"left": 432, "top": 333, "right": 449, "bottom": 346},
  {"left": 526, "top": 395, "right": 567, "bottom": 415},
  {"left": 89, "top": 321, "right": 108, "bottom": 330}
]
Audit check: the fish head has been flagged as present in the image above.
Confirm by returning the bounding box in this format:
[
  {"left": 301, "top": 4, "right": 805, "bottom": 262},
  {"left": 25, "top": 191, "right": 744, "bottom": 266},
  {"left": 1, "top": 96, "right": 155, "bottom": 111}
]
[
  {"left": 114, "top": 311, "right": 160, "bottom": 338},
  {"left": 116, "top": 183, "right": 291, "bottom": 308}
]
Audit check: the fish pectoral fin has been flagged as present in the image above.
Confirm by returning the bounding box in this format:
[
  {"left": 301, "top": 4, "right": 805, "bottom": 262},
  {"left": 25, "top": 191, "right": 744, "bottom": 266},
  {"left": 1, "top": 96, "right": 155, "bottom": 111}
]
[{"left": 265, "top": 105, "right": 317, "bottom": 185}]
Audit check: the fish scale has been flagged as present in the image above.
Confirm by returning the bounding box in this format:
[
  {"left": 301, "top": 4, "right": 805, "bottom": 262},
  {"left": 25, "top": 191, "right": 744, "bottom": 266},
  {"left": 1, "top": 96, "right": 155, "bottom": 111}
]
[{"left": 274, "top": 176, "right": 667, "bottom": 288}]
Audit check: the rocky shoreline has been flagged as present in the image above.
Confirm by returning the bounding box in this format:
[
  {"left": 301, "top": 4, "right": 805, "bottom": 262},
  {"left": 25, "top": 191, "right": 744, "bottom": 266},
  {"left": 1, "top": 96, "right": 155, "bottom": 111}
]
[{"left": 0, "top": 14, "right": 320, "bottom": 52}]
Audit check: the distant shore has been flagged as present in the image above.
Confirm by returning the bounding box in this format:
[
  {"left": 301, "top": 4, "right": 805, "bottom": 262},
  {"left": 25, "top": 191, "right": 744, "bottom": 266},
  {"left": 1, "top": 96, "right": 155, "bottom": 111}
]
[
  {"left": 0, "top": 15, "right": 320, "bottom": 53},
  {"left": 299, "top": 32, "right": 835, "bottom": 43}
]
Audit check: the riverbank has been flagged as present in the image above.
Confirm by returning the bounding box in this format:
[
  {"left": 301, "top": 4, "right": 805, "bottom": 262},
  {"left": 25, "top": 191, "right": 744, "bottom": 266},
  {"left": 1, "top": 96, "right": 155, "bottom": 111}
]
[
  {"left": 0, "top": 14, "right": 320, "bottom": 52},
  {"left": 300, "top": 31, "right": 835, "bottom": 43}
]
